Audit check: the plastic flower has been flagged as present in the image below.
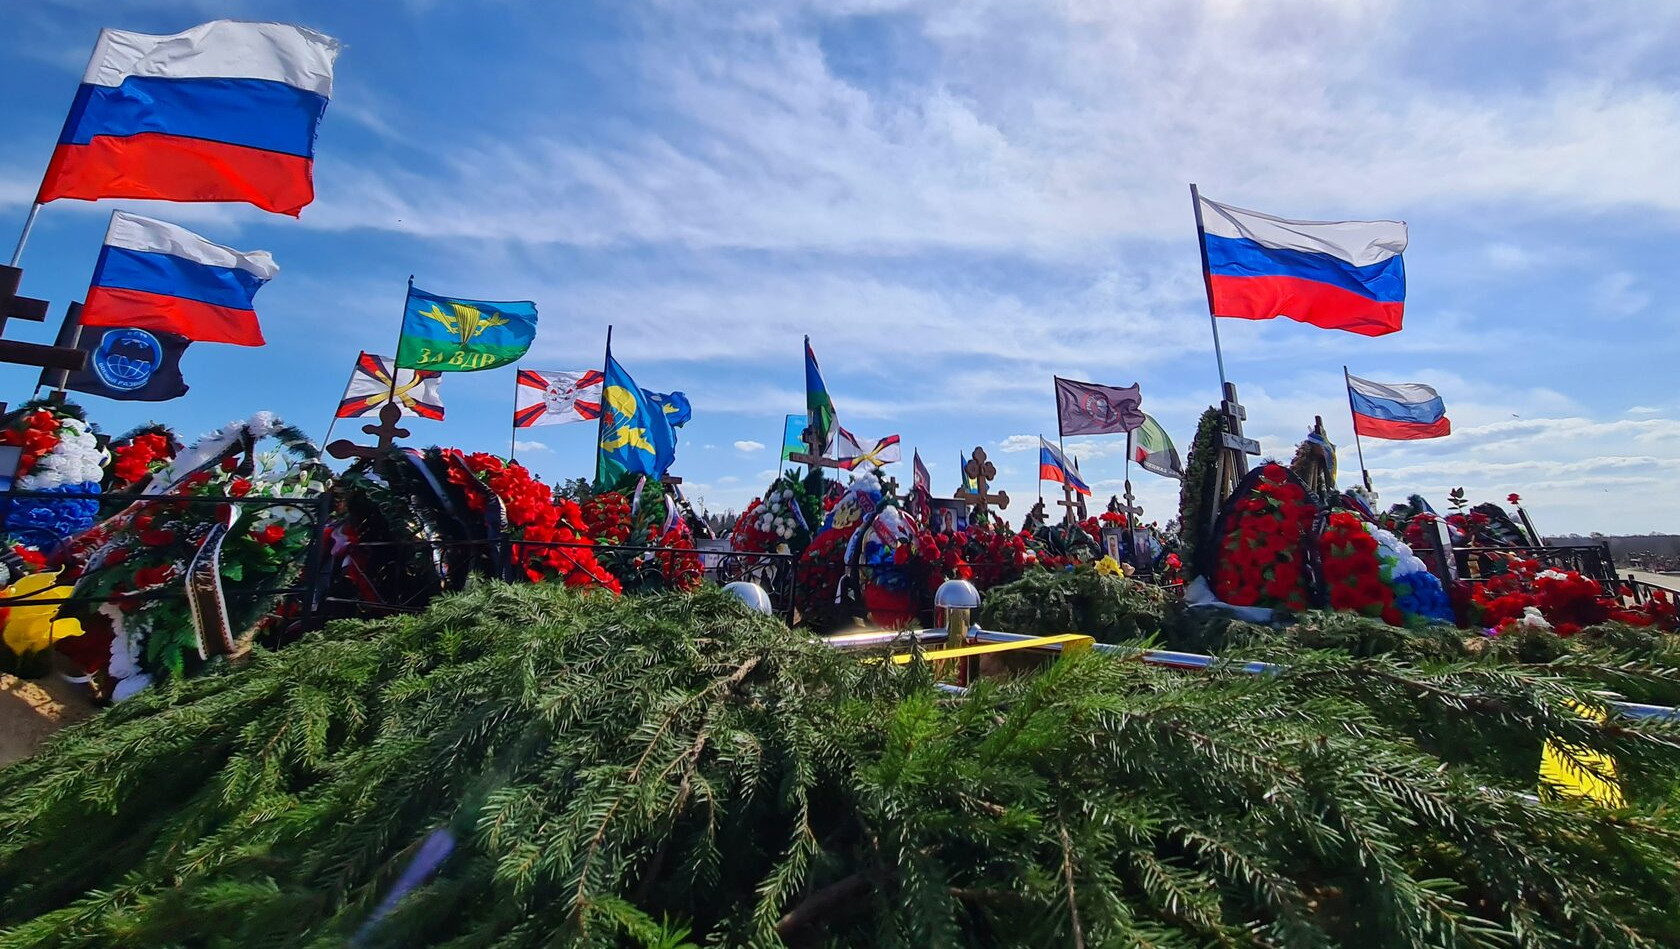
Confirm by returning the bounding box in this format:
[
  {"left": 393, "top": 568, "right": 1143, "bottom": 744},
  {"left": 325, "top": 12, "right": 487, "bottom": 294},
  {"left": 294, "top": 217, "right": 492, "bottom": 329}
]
[
  {"left": 1, "top": 570, "right": 84, "bottom": 659},
  {"left": 1094, "top": 556, "right": 1125, "bottom": 578}
]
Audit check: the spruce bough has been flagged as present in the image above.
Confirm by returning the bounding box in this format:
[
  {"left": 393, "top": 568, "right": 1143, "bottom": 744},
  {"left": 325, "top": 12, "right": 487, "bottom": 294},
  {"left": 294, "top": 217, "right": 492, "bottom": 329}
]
[{"left": 2, "top": 583, "right": 1679, "bottom": 947}]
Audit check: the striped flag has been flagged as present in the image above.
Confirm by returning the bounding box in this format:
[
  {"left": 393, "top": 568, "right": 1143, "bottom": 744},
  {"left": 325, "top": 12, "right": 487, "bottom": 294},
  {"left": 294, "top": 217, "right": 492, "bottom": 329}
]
[
  {"left": 1039, "top": 437, "right": 1090, "bottom": 495},
  {"left": 1133, "top": 414, "right": 1183, "bottom": 480},
  {"left": 40, "top": 21, "right": 340, "bottom": 215},
  {"left": 336, "top": 352, "right": 443, "bottom": 420},
  {"left": 1346, "top": 373, "right": 1451, "bottom": 440},
  {"left": 1198, "top": 193, "right": 1408, "bottom": 337},
  {"left": 514, "top": 368, "right": 603, "bottom": 428}
]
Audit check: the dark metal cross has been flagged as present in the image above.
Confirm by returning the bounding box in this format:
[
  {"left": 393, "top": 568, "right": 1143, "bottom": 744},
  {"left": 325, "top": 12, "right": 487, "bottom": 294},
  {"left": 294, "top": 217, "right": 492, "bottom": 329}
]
[
  {"left": 327, "top": 402, "right": 409, "bottom": 462},
  {"left": 954, "top": 446, "right": 1008, "bottom": 522}
]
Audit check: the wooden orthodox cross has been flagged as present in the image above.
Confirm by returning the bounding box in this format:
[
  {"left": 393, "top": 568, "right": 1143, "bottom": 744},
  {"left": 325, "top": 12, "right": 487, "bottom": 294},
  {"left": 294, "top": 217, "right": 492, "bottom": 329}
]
[
  {"left": 1217, "top": 381, "right": 1262, "bottom": 503},
  {"left": 1056, "top": 482, "right": 1082, "bottom": 526},
  {"left": 785, "top": 424, "right": 848, "bottom": 479},
  {"left": 954, "top": 446, "right": 1008, "bottom": 522},
  {"left": 326, "top": 402, "right": 410, "bottom": 462}
]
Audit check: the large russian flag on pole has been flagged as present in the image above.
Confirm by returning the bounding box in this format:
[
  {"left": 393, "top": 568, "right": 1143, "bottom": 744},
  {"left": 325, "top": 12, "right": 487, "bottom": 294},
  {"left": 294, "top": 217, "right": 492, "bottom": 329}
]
[
  {"left": 1198, "top": 194, "right": 1408, "bottom": 337},
  {"left": 1346, "top": 374, "right": 1451, "bottom": 440},
  {"left": 81, "top": 211, "right": 277, "bottom": 346},
  {"left": 37, "top": 21, "right": 340, "bottom": 216}
]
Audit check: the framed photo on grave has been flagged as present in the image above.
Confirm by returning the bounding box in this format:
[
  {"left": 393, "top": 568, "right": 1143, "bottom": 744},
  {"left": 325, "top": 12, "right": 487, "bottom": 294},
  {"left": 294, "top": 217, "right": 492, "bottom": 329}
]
[
  {"left": 928, "top": 498, "right": 968, "bottom": 533},
  {"left": 1100, "top": 525, "right": 1126, "bottom": 562}
]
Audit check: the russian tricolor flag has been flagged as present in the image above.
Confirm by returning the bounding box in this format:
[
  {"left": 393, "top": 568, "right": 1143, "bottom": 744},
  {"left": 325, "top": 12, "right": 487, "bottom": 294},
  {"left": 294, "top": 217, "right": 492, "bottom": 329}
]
[
  {"left": 1346, "top": 374, "right": 1451, "bottom": 440},
  {"left": 1039, "top": 436, "right": 1091, "bottom": 495},
  {"left": 81, "top": 211, "right": 277, "bottom": 346},
  {"left": 1198, "top": 194, "right": 1408, "bottom": 337},
  {"left": 37, "top": 21, "right": 339, "bottom": 216}
]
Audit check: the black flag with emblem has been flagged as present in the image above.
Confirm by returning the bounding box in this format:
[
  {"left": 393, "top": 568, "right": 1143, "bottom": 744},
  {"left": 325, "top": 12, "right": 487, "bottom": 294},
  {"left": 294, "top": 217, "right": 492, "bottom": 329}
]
[
  {"left": 64, "top": 326, "right": 190, "bottom": 402},
  {"left": 1054, "top": 376, "right": 1144, "bottom": 436}
]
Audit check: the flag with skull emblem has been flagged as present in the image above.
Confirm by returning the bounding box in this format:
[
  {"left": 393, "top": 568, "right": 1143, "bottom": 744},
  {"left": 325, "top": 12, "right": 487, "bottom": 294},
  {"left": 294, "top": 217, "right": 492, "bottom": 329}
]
[{"left": 514, "top": 368, "right": 604, "bottom": 428}]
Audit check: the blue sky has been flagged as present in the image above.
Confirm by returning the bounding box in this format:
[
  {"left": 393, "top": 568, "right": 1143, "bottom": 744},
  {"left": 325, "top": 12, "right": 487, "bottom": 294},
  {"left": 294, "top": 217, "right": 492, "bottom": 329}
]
[{"left": 2, "top": 0, "right": 1677, "bottom": 533}]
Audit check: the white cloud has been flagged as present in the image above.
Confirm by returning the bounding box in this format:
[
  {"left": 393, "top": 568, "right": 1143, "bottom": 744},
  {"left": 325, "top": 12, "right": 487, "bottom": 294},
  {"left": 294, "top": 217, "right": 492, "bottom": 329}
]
[
  {"left": 1628, "top": 406, "right": 1664, "bottom": 416},
  {"left": 512, "top": 440, "right": 549, "bottom": 452},
  {"left": 733, "top": 439, "right": 767, "bottom": 452},
  {"left": 1593, "top": 272, "right": 1651, "bottom": 318}
]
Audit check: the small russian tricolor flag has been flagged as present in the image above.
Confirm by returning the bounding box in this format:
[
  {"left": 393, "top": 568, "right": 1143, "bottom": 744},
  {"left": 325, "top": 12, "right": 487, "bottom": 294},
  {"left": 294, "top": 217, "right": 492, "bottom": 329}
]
[
  {"left": 37, "top": 20, "right": 339, "bottom": 216},
  {"left": 1198, "top": 193, "right": 1408, "bottom": 337},
  {"left": 1039, "top": 436, "right": 1091, "bottom": 495},
  {"left": 81, "top": 211, "right": 278, "bottom": 346},
  {"left": 1346, "top": 373, "right": 1451, "bottom": 440}
]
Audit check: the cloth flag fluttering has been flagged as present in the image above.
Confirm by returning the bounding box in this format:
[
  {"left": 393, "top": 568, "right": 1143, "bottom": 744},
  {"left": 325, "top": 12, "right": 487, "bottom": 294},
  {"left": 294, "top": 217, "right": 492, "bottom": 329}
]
[
  {"left": 959, "top": 453, "right": 977, "bottom": 492},
  {"left": 82, "top": 211, "right": 277, "bottom": 346},
  {"left": 597, "top": 350, "right": 676, "bottom": 486},
  {"left": 396, "top": 283, "right": 537, "bottom": 372},
  {"left": 335, "top": 352, "right": 444, "bottom": 420},
  {"left": 1346, "top": 374, "right": 1451, "bottom": 440},
  {"left": 804, "top": 338, "right": 837, "bottom": 453},
  {"left": 1039, "top": 436, "right": 1091, "bottom": 496},
  {"left": 780, "top": 414, "right": 807, "bottom": 461},
  {"left": 1198, "top": 193, "right": 1408, "bottom": 337},
  {"left": 644, "top": 390, "right": 692, "bottom": 429},
  {"left": 39, "top": 20, "right": 340, "bottom": 216},
  {"left": 514, "top": 369, "right": 602, "bottom": 428},
  {"left": 912, "top": 450, "right": 931, "bottom": 496},
  {"left": 1133, "top": 414, "right": 1184, "bottom": 480},
  {"left": 835, "top": 428, "right": 901, "bottom": 470},
  {"left": 63, "top": 326, "right": 190, "bottom": 402},
  {"left": 1054, "top": 377, "right": 1145, "bottom": 436}
]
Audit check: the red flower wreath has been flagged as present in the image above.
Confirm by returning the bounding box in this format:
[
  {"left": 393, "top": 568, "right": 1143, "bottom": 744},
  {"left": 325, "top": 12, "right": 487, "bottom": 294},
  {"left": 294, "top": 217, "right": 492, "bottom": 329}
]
[{"left": 1212, "top": 464, "right": 1315, "bottom": 612}]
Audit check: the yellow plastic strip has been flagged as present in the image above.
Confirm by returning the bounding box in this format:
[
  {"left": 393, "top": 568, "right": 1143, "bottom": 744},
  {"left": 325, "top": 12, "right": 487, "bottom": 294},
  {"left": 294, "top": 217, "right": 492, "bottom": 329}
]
[{"left": 888, "top": 633, "right": 1094, "bottom": 665}]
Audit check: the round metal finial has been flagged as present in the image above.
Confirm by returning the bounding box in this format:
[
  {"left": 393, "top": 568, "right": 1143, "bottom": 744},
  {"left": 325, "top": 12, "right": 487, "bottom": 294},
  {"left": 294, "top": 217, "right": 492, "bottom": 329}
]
[
  {"left": 934, "top": 578, "right": 981, "bottom": 611},
  {"left": 722, "top": 581, "right": 773, "bottom": 615}
]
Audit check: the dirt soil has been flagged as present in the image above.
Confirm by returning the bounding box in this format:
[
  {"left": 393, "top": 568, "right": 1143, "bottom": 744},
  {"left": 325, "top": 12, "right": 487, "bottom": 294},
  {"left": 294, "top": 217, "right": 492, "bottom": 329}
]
[{"left": 0, "top": 668, "right": 96, "bottom": 767}]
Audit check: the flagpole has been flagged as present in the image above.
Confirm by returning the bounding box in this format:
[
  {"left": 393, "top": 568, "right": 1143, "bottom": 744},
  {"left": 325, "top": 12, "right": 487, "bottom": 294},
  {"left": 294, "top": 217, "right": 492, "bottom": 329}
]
[
  {"left": 9, "top": 203, "right": 42, "bottom": 268},
  {"left": 593, "top": 325, "right": 613, "bottom": 487},
  {"left": 1124, "top": 428, "right": 1138, "bottom": 561},
  {"left": 1343, "top": 365, "right": 1373, "bottom": 492},
  {"left": 1189, "top": 183, "right": 1230, "bottom": 391},
  {"left": 508, "top": 365, "right": 520, "bottom": 463},
  {"left": 320, "top": 351, "right": 366, "bottom": 450},
  {"left": 1037, "top": 433, "right": 1045, "bottom": 506}
]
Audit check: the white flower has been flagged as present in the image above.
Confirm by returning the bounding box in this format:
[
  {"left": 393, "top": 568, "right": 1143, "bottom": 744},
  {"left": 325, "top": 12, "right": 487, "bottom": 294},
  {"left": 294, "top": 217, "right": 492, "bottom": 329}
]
[{"left": 1518, "top": 606, "right": 1552, "bottom": 630}]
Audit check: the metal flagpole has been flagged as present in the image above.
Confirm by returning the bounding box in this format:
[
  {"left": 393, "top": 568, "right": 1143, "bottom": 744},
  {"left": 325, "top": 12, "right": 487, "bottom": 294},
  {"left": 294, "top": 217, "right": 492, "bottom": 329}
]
[
  {"left": 1343, "top": 365, "right": 1373, "bottom": 492},
  {"left": 1189, "top": 183, "right": 1230, "bottom": 391},
  {"left": 320, "top": 352, "right": 364, "bottom": 449},
  {"left": 1037, "top": 433, "right": 1045, "bottom": 505},
  {"left": 508, "top": 365, "right": 520, "bottom": 462},
  {"left": 10, "top": 204, "right": 42, "bottom": 268},
  {"left": 593, "top": 325, "right": 613, "bottom": 487}
]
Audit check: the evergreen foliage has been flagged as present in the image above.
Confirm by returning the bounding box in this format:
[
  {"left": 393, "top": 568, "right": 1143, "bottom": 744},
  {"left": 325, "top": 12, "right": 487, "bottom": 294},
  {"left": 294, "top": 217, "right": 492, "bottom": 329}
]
[
  {"left": 3, "top": 584, "right": 1680, "bottom": 947},
  {"left": 1176, "top": 407, "right": 1223, "bottom": 578},
  {"left": 978, "top": 567, "right": 1172, "bottom": 644}
]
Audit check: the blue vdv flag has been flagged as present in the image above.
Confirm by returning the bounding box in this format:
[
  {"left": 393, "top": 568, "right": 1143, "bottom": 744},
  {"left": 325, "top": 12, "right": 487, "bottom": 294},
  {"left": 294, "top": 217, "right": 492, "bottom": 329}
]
[
  {"left": 644, "top": 389, "right": 692, "bottom": 428},
  {"left": 396, "top": 282, "right": 537, "bottom": 372},
  {"left": 598, "top": 350, "right": 676, "bottom": 486}
]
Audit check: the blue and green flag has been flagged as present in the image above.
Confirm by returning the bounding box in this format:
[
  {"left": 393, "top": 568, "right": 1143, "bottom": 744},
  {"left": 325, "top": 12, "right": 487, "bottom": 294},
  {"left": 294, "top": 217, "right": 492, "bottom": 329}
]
[
  {"left": 804, "top": 337, "right": 836, "bottom": 452},
  {"left": 781, "top": 413, "right": 808, "bottom": 460},
  {"left": 597, "top": 350, "right": 676, "bottom": 487},
  {"left": 396, "top": 282, "right": 537, "bottom": 372}
]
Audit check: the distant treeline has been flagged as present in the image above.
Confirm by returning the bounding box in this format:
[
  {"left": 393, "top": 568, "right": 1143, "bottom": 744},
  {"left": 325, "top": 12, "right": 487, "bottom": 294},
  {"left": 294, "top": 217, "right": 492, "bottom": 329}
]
[{"left": 1546, "top": 534, "right": 1680, "bottom": 568}]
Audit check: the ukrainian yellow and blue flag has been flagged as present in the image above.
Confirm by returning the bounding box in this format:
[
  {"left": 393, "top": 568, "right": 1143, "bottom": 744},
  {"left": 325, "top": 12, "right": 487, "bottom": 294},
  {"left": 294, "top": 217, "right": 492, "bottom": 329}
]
[{"left": 597, "top": 349, "right": 677, "bottom": 487}]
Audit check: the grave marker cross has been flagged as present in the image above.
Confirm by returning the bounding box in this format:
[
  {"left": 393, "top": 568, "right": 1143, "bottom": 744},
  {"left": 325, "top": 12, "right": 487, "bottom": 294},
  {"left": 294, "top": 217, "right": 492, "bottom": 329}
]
[
  {"left": 326, "top": 402, "right": 410, "bottom": 462},
  {"left": 955, "top": 446, "right": 1008, "bottom": 522}
]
